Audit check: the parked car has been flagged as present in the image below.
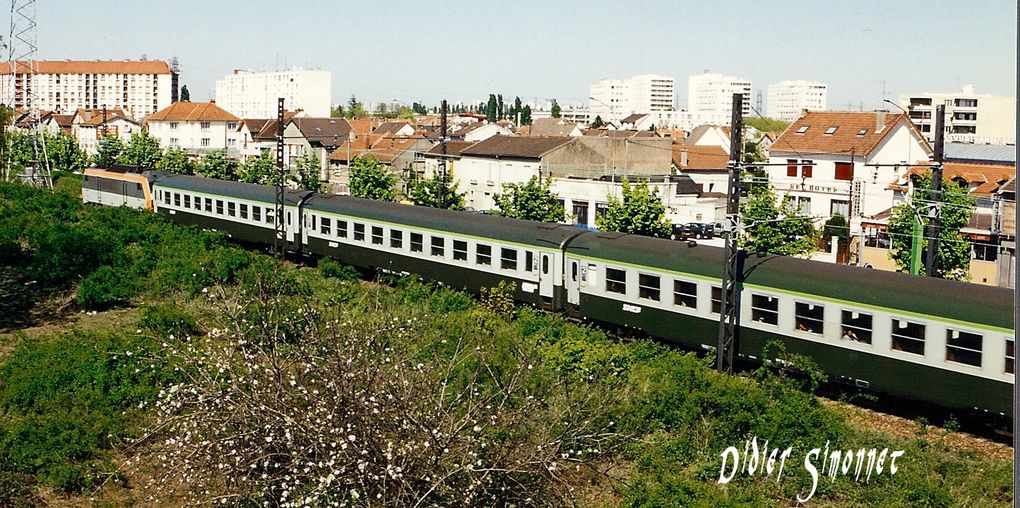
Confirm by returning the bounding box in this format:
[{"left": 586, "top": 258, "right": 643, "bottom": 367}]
[
  {"left": 686, "top": 222, "right": 715, "bottom": 239},
  {"left": 670, "top": 223, "right": 692, "bottom": 241}
]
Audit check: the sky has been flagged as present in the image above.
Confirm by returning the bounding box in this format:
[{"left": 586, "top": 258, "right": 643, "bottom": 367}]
[{"left": 26, "top": 0, "right": 1019, "bottom": 112}]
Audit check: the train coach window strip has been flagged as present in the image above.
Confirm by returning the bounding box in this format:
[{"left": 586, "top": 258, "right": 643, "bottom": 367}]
[
  {"left": 431, "top": 236, "right": 444, "bottom": 256},
  {"left": 751, "top": 294, "right": 779, "bottom": 325},
  {"left": 372, "top": 227, "right": 384, "bottom": 245},
  {"left": 891, "top": 319, "right": 926, "bottom": 355},
  {"left": 205, "top": 198, "right": 212, "bottom": 212},
  {"left": 163, "top": 191, "right": 170, "bottom": 205},
  {"left": 453, "top": 240, "right": 468, "bottom": 261},
  {"left": 173, "top": 193, "right": 180, "bottom": 207},
  {"left": 338, "top": 221, "right": 348, "bottom": 238},
  {"left": 216, "top": 200, "right": 224, "bottom": 215},
  {"left": 477, "top": 244, "right": 492, "bottom": 265},
  {"left": 320, "top": 217, "right": 331, "bottom": 235},
  {"left": 711, "top": 286, "right": 722, "bottom": 313},
  {"left": 240, "top": 204, "right": 248, "bottom": 220},
  {"left": 526, "top": 251, "right": 534, "bottom": 273},
  {"left": 674, "top": 280, "right": 697, "bottom": 307},
  {"left": 945, "top": 329, "right": 982, "bottom": 367},
  {"left": 840, "top": 311, "right": 872, "bottom": 343},
  {"left": 183, "top": 194, "right": 191, "bottom": 208},
  {"left": 501, "top": 248, "right": 518, "bottom": 270},
  {"left": 228, "top": 202, "right": 236, "bottom": 217},
  {"left": 1006, "top": 339, "right": 1015, "bottom": 374},
  {"left": 638, "top": 274, "right": 661, "bottom": 301},
  {"left": 390, "top": 229, "right": 403, "bottom": 248},
  {"left": 410, "top": 233, "right": 423, "bottom": 253},
  {"left": 605, "top": 267, "right": 627, "bottom": 295},
  {"left": 253, "top": 206, "right": 261, "bottom": 222},
  {"left": 354, "top": 223, "right": 365, "bottom": 241},
  {"left": 794, "top": 302, "right": 824, "bottom": 334}
]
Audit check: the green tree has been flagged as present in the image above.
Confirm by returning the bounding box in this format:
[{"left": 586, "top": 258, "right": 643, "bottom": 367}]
[
  {"left": 888, "top": 176, "right": 975, "bottom": 279},
  {"left": 117, "top": 131, "right": 163, "bottom": 169},
  {"left": 156, "top": 147, "right": 196, "bottom": 175},
  {"left": 493, "top": 176, "right": 565, "bottom": 222},
  {"left": 349, "top": 155, "right": 396, "bottom": 201},
  {"left": 292, "top": 152, "right": 323, "bottom": 192},
  {"left": 740, "top": 179, "right": 817, "bottom": 257},
  {"left": 93, "top": 136, "right": 125, "bottom": 166},
  {"left": 520, "top": 105, "right": 533, "bottom": 126},
  {"left": 238, "top": 150, "right": 275, "bottom": 184},
  {"left": 595, "top": 177, "right": 671, "bottom": 238},
  {"left": 196, "top": 149, "right": 239, "bottom": 180},
  {"left": 0, "top": 104, "right": 14, "bottom": 177},
  {"left": 591, "top": 115, "right": 604, "bottom": 129},
  {"left": 330, "top": 104, "right": 344, "bottom": 118},
  {"left": 180, "top": 85, "right": 190, "bottom": 102},
  {"left": 550, "top": 99, "right": 561, "bottom": 119},
  {"left": 346, "top": 95, "right": 367, "bottom": 119},
  {"left": 743, "top": 117, "right": 790, "bottom": 133},
  {"left": 486, "top": 94, "right": 498, "bottom": 123},
  {"left": 408, "top": 170, "right": 465, "bottom": 210},
  {"left": 43, "top": 132, "right": 89, "bottom": 173},
  {"left": 497, "top": 94, "right": 504, "bottom": 120}
]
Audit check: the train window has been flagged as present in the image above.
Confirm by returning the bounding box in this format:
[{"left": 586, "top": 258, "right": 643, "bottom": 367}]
[
  {"left": 751, "top": 294, "right": 779, "bottom": 325},
  {"left": 266, "top": 210, "right": 275, "bottom": 224},
  {"left": 605, "top": 267, "right": 627, "bottom": 294},
  {"left": 216, "top": 200, "right": 224, "bottom": 215},
  {"left": 571, "top": 261, "right": 578, "bottom": 282},
  {"left": 945, "top": 329, "right": 982, "bottom": 367},
  {"left": 673, "top": 280, "right": 697, "bottom": 308},
  {"left": 372, "top": 226, "right": 384, "bottom": 245},
  {"left": 410, "top": 232, "right": 423, "bottom": 252},
  {"left": 353, "top": 223, "right": 365, "bottom": 241},
  {"left": 542, "top": 255, "right": 549, "bottom": 275},
  {"left": 525, "top": 251, "right": 534, "bottom": 273},
  {"left": 253, "top": 206, "right": 261, "bottom": 222},
  {"left": 390, "top": 229, "right": 403, "bottom": 248},
  {"left": 320, "top": 217, "right": 331, "bottom": 235},
  {"left": 477, "top": 244, "right": 492, "bottom": 265},
  {"left": 840, "top": 311, "right": 872, "bottom": 344},
  {"left": 638, "top": 273, "right": 660, "bottom": 301},
  {"left": 1006, "top": 339, "right": 1015, "bottom": 375},
  {"left": 711, "top": 286, "right": 721, "bottom": 314},
  {"left": 429, "top": 236, "right": 443, "bottom": 256},
  {"left": 228, "top": 202, "right": 236, "bottom": 217},
  {"left": 453, "top": 240, "right": 468, "bottom": 261},
  {"left": 287, "top": 212, "right": 291, "bottom": 225},
  {"left": 163, "top": 190, "right": 170, "bottom": 204},
  {"left": 240, "top": 204, "right": 248, "bottom": 219},
  {"left": 183, "top": 194, "right": 191, "bottom": 208},
  {"left": 794, "top": 302, "right": 824, "bottom": 334},
  {"left": 500, "top": 248, "right": 518, "bottom": 270},
  {"left": 337, "top": 220, "right": 348, "bottom": 238},
  {"left": 891, "top": 319, "right": 925, "bottom": 355},
  {"left": 173, "top": 193, "right": 181, "bottom": 207},
  {"left": 205, "top": 198, "right": 213, "bottom": 212}
]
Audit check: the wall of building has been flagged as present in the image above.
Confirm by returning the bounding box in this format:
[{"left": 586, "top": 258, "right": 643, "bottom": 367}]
[
  {"left": 149, "top": 120, "right": 234, "bottom": 152},
  {"left": 766, "top": 80, "right": 828, "bottom": 121},
  {"left": 0, "top": 71, "right": 174, "bottom": 119},
  {"left": 215, "top": 68, "right": 331, "bottom": 118},
  {"left": 687, "top": 71, "right": 752, "bottom": 126}
]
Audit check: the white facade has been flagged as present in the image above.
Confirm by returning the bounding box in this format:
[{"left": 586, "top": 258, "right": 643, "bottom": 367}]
[
  {"left": 589, "top": 74, "right": 675, "bottom": 124},
  {"left": 900, "top": 85, "right": 1016, "bottom": 145},
  {"left": 652, "top": 110, "right": 695, "bottom": 131},
  {"left": 75, "top": 118, "right": 140, "bottom": 155},
  {"left": 687, "top": 71, "right": 752, "bottom": 126},
  {"left": 0, "top": 60, "right": 176, "bottom": 119},
  {"left": 766, "top": 80, "right": 828, "bottom": 121},
  {"left": 215, "top": 68, "right": 331, "bottom": 118}
]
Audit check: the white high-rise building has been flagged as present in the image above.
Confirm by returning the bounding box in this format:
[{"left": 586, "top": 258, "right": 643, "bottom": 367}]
[
  {"left": 766, "top": 80, "right": 828, "bottom": 121},
  {"left": 687, "top": 71, "right": 752, "bottom": 126},
  {"left": 899, "top": 85, "right": 1016, "bottom": 145},
  {"left": 215, "top": 68, "right": 331, "bottom": 118},
  {"left": 0, "top": 60, "right": 178, "bottom": 119},
  {"left": 588, "top": 73, "right": 675, "bottom": 124}
]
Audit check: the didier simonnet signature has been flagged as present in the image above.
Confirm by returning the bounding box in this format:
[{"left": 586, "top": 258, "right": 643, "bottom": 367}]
[{"left": 717, "top": 436, "right": 904, "bottom": 503}]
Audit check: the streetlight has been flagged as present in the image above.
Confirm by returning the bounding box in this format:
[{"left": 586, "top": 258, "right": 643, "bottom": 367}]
[{"left": 588, "top": 96, "right": 614, "bottom": 125}]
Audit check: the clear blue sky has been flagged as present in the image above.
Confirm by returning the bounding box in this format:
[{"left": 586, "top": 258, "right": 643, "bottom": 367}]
[{"left": 31, "top": 0, "right": 1017, "bottom": 112}]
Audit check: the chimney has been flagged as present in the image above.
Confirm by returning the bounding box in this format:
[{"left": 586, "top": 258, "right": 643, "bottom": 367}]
[
  {"left": 875, "top": 110, "right": 886, "bottom": 133},
  {"left": 680, "top": 147, "right": 688, "bottom": 167}
]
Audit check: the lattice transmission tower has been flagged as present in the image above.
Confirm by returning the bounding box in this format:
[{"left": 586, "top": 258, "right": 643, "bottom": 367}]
[{"left": 6, "top": 0, "right": 51, "bottom": 187}]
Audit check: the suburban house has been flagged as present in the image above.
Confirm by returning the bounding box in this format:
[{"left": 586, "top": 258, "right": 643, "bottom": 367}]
[
  {"left": 232, "top": 110, "right": 306, "bottom": 162},
  {"left": 328, "top": 135, "right": 433, "bottom": 194},
  {"left": 672, "top": 141, "right": 731, "bottom": 196},
  {"left": 528, "top": 118, "right": 584, "bottom": 137},
  {"left": 450, "top": 122, "right": 513, "bottom": 142},
  {"left": 420, "top": 141, "right": 476, "bottom": 181},
  {"left": 146, "top": 102, "right": 240, "bottom": 154},
  {"left": 619, "top": 113, "right": 656, "bottom": 131},
  {"left": 71, "top": 108, "right": 141, "bottom": 154},
  {"left": 371, "top": 120, "right": 415, "bottom": 138},
  {"left": 685, "top": 124, "right": 731, "bottom": 154}
]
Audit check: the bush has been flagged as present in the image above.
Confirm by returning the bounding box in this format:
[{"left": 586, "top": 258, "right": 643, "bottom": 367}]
[
  {"left": 76, "top": 266, "right": 133, "bottom": 310},
  {"left": 139, "top": 303, "right": 199, "bottom": 338},
  {"left": 318, "top": 257, "right": 359, "bottom": 282}
]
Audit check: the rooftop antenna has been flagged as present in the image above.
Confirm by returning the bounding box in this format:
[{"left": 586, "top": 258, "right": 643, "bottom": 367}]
[{"left": 6, "top": 0, "right": 50, "bottom": 188}]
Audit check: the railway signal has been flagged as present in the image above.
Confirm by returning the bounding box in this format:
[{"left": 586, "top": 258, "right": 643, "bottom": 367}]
[
  {"left": 274, "top": 97, "right": 286, "bottom": 260},
  {"left": 716, "top": 93, "right": 744, "bottom": 374}
]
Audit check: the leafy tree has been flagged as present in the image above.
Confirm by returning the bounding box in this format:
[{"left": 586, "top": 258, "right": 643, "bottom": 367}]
[
  {"left": 412, "top": 102, "right": 428, "bottom": 115},
  {"left": 743, "top": 117, "right": 790, "bottom": 134},
  {"left": 408, "top": 170, "right": 465, "bottom": 210},
  {"left": 180, "top": 85, "right": 190, "bottom": 102},
  {"left": 822, "top": 214, "right": 849, "bottom": 241},
  {"left": 511, "top": 96, "right": 523, "bottom": 123},
  {"left": 591, "top": 115, "right": 604, "bottom": 129},
  {"left": 486, "top": 94, "right": 498, "bottom": 123},
  {"left": 740, "top": 179, "right": 817, "bottom": 257},
  {"left": 238, "top": 150, "right": 275, "bottom": 184},
  {"left": 493, "top": 176, "right": 565, "bottom": 222},
  {"left": 156, "top": 147, "right": 196, "bottom": 175},
  {"left": 888, "top": 176, "right": 975, "bottom": 279},
  {"left": 550, "top": 99, "right": 561, "bottom": 119},
  {"left": 196, "top": 149, "right": 239, "bottom": 181},
  {"left": 349, "top": 155, "right": 396, "bottom": 201},
  {"left": 330, "top": 104, "right": 344, "bottom": 118},
  {"left": 346, "top": 95, "right": 367, "bottom": 119},
  {"left": 595, "top": 177, "right": 671, "bottom": 238},
  {"left": 0, "top": 104, "right": 13, "bottom": 177},
  {"left": 42, "top": 132, "right": 89, "bottom": 173},
  {"left": 292, "top": 152, "right": 323, "bottom": 192},
  {"left": 520, "top": 105, "right": 533, "bottom": 126},
  {"left": 497, "top": 94, "right": 504, "bottom": 120},
  {"left": 93, "top": 136, "right": 125, "bottom": 166},
  {"left": 117, "top": 131, "right": 163, "bottom": 169}
]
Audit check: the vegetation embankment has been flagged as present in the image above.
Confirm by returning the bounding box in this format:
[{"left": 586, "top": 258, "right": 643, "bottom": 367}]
[{"left": 0, "top": 180, "right": 1012, "bottom": 506}]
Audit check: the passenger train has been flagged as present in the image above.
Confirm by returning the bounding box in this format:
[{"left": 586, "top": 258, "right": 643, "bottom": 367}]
[{"left": 82, "top": 166, "right": 1016, "bottom": 418}]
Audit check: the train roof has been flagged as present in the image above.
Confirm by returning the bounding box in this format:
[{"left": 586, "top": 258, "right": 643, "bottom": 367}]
[
  {"left": 568, "top": 233, "right": 1014, "bottom": 331},
  {"left": 152, "top": 173, "right": 312, "bottom": 205},
  {"left": 304, "top": 193, "right": 586, "bottom": 248}
]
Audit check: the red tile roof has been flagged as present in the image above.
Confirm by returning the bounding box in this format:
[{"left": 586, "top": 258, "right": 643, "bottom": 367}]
[
  {"left": 147, "top": 102, "right": 239, "bottom": 123},
  {"left": 771, "top": 111, "right": 931, "bottom": 157},
  {"left": 0, "top": 60, "right": 172, "bottom": 75},
  {"left": 907, "top": 161, "right": 1015, "bottom": 196},
  {"left": 672, "top": 142, "right": 729, "bottom": 171}
]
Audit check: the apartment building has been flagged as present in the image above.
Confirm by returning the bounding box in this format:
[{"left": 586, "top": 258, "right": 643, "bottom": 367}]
[
  {"left": 215, "top": 68, "right": 331, "bottom": 118},
  {"left": 145, "top": 102, "right": 240, "bottom": 153},
  {"left": 766, "top": 80, "right": 828, "bottom": 121},
  {"left": 589, "top": 74, "right": 675, "bottom": 124},
  {"left": 687, "top": 70, "right": 752, "bottom": 126},
  {"left": 0, "top": 60, "right": 178, "bottom": 120},
  {"left": 899, "top": 85, "right": 1016, "bottom": 145}
]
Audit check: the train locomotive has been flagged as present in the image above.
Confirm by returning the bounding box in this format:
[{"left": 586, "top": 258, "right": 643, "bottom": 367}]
[{"left": 83, "top": 166, "right": 1016, "bottom": 418}]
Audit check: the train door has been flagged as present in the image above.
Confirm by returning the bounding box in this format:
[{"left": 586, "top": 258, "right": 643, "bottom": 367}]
[
  {"left": 539, "top": 252, "right": 554, "bottom": 301},
  {"left": 286, "top": 208, "right": 297, "bottom": 245},
  {"left": 565, "top": 256, "right": 580, "bottom": 305}
]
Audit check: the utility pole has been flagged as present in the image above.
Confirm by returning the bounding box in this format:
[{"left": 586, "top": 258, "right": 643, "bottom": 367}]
[
  {"left": 924, "top": 104, "right": 946, "bottom": 277},
  {"left": 274, "top": 98, "right": 286, "bottom": 260},
  {"left": 439, "top": 99, "right": 447, "bottom": 207},
  {"left": 716, "top": 93, "right": 744, "bottom": 374}
]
